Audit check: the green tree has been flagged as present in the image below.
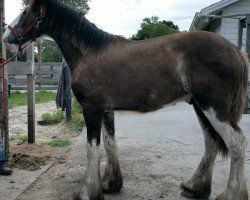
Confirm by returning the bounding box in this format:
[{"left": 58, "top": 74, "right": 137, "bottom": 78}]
[
  {"left": 6, "top": 50, "right": 26, "bottom": 62},
  {"left": 40, "top": 40, "right": 62, "bottom": 62},
  {"left": 131, "top": 16, "right": 179, "bottom": 41}
]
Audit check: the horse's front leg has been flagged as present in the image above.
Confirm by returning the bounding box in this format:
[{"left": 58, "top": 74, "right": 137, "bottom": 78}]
[
  {"left": 78, "top": 108, "right": 104, "bottom": 200},
  {"left": 101, "top": 111, "right": 123, "bottom": 193}
]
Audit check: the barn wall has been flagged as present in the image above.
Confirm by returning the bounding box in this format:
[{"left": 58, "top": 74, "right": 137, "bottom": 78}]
[{"left": 221, "top": 0, "right": 250, "bottom": 48}]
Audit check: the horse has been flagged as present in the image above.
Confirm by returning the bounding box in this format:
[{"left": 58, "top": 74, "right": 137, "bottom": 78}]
[{"left": 3, "top": 0, "right": 249, "bottom": 199}]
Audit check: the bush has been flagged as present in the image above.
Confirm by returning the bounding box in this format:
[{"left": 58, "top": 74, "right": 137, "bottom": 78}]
[
  {"left": 47, "top": 139, "right": 70, "bottom": 147},
  {"left": 41, "top": 109, "right": 65, "bottom": 125}
]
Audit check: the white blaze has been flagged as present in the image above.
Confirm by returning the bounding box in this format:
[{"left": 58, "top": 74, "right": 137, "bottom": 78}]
[{"left": 3, "top": 10, "right": 24, "bottom": 51}]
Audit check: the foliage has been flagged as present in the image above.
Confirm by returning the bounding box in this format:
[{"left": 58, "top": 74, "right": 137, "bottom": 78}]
[
  {"left": 7, "top": 49, "right": 26, "bottom": 61},
  {"left": 40, "top": 40, "right": 62, "bottom": 62},
  {"left": 9, "top": 91, "right": 56, "bottom": 109},
  {"left": 10, "top": 134, "right": 28, "bottom": 143},
  {"left": 9, "top": 91, "right": 27, "bottom": 109},
  {"left": 35, "top": 91, "right": 57, "bottom": 104},
  {"left": 131, "top": 16, "right": 179, "bottom": 40},
  {"left": 72, "top": 97, "right": 82, "bottom": 115},
  {"left": 41, "top": 109, "right": 65, "bottom": 125},
  {"left": 67, "top": 96, "right": 84, "bottom": 131},
  {"left": 10, "top": 90, "right": 85, "bottom": 130},
  {"left": 68, "top": 114, "right": 85, "bottom": 131},
  {"left": 47, "top": 139, "right": 70, "bottom": 147}
]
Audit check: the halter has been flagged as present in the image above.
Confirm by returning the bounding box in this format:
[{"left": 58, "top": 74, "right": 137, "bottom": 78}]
[{"left": 7, "top": 9, "right": 46, "bottom": 52}]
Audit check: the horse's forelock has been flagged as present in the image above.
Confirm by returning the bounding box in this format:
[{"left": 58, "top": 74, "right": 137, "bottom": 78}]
[
  {"left": 26, "top": 0, "right": 44, "bottom": 12},
  {"left": 26, "top": 0, "right": 35, "bottom": 12}
]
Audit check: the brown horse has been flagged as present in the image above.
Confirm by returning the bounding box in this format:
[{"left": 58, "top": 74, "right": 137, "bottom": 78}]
[{"left": 3, "top": 0, "right": 249, "bottom": 199}]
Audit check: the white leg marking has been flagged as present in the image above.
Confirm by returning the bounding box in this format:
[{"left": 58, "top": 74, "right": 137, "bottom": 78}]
[
  {"left": 102, "top": 122, "right": 117, "bottom": 157},
  {"left": 81, "top": 139, "right": 102, "bottom": 197},
  {"left": 181, "top": 115, "right": 218, "bottom": 198},
  {"left": 3, "top": 9, "right": 26, "bottom": 52},
  {"left": 204, "top": 108, "right": 247, "bottom": 200},
  {"left": 195, "top": 116, "right": 218, "bottom": 178},
  {"left": 101, "top": 122, "right": 119, "bottom": 189}
]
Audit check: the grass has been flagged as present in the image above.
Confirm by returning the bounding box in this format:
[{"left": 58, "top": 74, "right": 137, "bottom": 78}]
[
  {"left": 9, "top": 91, "right": 56, "bottom": 109},
  {"left": 9, "top": 91, "right": 27, "bottom": 109},
  {"left": 10, "top": 91, "right": 85, "bottom": 130},
  {"left": 39, "top": 96, "right": 85, "bottom": 130},
  {"left": 41, "top": 109, "right": 65, "bottom": 125},
  {"left": 10, "top": 134, "right": 28, "bottom": 143},
  {"left": 35, "top": 91, "right": 56, "bottom": 104},
  {"left": 72, "top": 97, "right": 82, "bottom": 115},
  {"left": 68, "top": 98, "right": 85, "bottom": 131},
  {"left": 47, "top": 139, "right": 71, "bottom": 147},
  {"left": 68, "top": 114, "right": 85, "bottom": 131}
]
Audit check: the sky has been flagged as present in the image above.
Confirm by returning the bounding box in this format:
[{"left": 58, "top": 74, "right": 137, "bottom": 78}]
[{"left": 5, "top": 0, "right": 220, "bottom": 38}]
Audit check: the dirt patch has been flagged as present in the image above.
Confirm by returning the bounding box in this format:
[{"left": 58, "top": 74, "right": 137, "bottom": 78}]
[
  {"left": 9, "top": 143, "right": 53, "bottom": 171},
  {"left": 9, "top": 102, "right": 78, "bottom": 143}
]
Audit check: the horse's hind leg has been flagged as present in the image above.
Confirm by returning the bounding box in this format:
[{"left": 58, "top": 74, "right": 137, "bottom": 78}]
[
  {"left": 204, "top": 108, "right": 248, "bottom": 200},
  {"left": 101, "top": 111, "right": 123, "bottom": 193},
  {"left": 181, "top": 100, "right": 219, "bottom": 199}
]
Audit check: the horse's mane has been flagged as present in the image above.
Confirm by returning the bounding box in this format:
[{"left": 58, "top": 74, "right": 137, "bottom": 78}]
[{"left": 43, "top": 0, "right": 127, "bottom": 51}]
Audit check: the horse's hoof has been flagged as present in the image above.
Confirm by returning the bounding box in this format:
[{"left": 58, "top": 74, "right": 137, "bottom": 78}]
[
  {"left": 215, "top": 192, "right": 226, "bottom": 200},
  {"left": 180, "top": 180, "right": 210, "bottom": 199},
  {"left": 101, "top": 167, "right": 123, "bottom": 194},
  {"left": 181, "top": 189, "right": 196, "bottom": 198},
  {"left": 101, "top": 174, "right": 123, "bottom": 194},
  {"left": 73, "top": 191, "right": 105, "bottom": 200},
  {"left": 215, "top": 189, "right": 248, "bottom": 200}
]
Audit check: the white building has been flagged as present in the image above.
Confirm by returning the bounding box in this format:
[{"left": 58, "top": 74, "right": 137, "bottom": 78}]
[{"left": 189, "top": 0, "right": 250, "bottom": 48}]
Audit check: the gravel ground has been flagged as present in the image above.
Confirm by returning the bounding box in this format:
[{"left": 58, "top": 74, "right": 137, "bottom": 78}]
[{"left": 1, "top": 102, "right": 250, "bottom": 200}]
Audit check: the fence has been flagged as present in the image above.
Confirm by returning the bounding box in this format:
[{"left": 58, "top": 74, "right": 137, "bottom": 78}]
[{"left": 8, "top": 62, "right": 62, "bottom": 90}]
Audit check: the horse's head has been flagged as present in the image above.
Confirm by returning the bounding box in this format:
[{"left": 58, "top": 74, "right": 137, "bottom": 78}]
[{"left": 3, "top": 0, "right": 46, "bottom": 52}]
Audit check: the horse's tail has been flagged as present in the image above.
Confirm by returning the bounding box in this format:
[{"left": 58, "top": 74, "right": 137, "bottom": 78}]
[{"left": 231, "top": 50, "right": 249, "bottom": 123}]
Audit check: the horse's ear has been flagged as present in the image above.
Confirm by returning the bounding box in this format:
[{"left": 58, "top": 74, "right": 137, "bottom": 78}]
[{"left": 26, "top": 0, "right": 45, "bottom": 12}]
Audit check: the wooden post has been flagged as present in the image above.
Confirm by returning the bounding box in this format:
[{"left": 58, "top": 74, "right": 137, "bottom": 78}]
[
  {"left": 26, "top": 44, "right": 35, "bottom": 143},
  {"left": 245, "top": 17, "right": 250, "bottom": 114},
  {"left": 238, "top": 19, "right": 244, "bottom": 49},
  {"left": 0, "top": 0, "right": 9, "bottom": 159},
  {"left": 246, "top": 17, "right": 250, "bottom": 55},
  {"left": 37, "top": 39, "right": 42, "bottom": 88}
]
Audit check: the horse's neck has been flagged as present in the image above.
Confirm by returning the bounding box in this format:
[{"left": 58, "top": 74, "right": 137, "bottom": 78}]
[
  {"left": 44, "top": 0, "right": 125, "bottom": 69},
  {"left": 51, "top": 32, "right": 82, "bottom": 69}
]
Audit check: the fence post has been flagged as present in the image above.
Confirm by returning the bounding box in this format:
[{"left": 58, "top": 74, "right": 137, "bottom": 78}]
[
  {"left": 26, "top": 44, "right": 35, "bottom": 143},
  {"left": 0, "top": 0, "right": 9, "bottom": 160},
  {"left": 245, "top": 17, "right": 250, "bottom": 114}
]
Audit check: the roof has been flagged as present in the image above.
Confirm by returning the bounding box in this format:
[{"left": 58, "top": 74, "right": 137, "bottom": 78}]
[{"left": 189, "top": 0, "right": 239, "bottom": 31}]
